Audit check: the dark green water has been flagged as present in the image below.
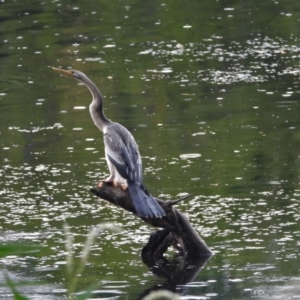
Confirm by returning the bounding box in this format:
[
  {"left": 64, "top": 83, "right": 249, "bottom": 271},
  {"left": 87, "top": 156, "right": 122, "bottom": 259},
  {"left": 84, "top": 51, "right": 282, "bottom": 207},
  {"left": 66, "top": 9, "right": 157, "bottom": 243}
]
[{"left": 1, "top": 0, "right": 300, "bottom": 299}]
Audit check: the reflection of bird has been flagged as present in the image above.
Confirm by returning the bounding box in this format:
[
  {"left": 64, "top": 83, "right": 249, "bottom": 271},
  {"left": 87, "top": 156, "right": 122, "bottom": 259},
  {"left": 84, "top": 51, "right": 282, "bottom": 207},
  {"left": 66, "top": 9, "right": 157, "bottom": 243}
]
[{"left": 52, "top": 67, "right": 165, "bottom": 218}]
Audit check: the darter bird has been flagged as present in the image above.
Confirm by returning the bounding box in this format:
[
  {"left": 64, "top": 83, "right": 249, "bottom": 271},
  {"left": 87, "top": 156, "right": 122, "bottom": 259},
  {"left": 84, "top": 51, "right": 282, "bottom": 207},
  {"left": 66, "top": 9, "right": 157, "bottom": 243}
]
[{"left": 52, "top": 67, "right": 166, "bottom": 218}]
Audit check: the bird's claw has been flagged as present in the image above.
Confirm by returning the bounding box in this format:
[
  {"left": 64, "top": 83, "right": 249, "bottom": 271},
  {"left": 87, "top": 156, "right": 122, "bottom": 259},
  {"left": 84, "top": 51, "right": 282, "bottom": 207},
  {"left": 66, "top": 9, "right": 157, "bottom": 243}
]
[
  {"left": 97, "top": 179, "right": 113, "bottom": 187},
  {"left": 97, "top": 180, "right": 127, "bottom": 190},
  {"left": 120, "top": 183, "right": 128, "bottom": 190}
]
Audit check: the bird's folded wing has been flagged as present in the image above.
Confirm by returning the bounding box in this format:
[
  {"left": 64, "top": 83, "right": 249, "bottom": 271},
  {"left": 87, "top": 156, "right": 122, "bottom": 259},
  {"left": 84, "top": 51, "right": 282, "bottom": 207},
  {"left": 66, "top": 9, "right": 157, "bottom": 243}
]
[{"left": 104, "top": 129, "right": 141, "bottom": 184}]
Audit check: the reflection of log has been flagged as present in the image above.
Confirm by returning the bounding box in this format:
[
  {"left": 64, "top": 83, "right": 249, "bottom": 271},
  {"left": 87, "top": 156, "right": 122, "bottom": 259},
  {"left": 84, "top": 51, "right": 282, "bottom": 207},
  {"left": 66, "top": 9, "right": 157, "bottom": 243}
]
[
  {"left": 90, "top": 182, "right": 213, "bottom": 259},
  {"left": 138, "top": 254, "right": 211, "bottom": 300}
]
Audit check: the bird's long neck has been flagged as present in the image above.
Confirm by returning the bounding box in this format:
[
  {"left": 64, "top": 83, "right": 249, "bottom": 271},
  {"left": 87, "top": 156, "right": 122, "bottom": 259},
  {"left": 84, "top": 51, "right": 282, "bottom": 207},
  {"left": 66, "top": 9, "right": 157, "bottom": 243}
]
[{"left": 84, "top": 77, "right": 110, "bottom": 132}]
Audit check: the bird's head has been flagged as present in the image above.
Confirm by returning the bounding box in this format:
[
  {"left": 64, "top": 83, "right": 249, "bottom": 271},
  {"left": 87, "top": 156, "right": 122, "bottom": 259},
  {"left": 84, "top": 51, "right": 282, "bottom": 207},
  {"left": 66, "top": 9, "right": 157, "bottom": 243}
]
[{"left": 52, "top": 67, "right": 86, "bottom": 81}]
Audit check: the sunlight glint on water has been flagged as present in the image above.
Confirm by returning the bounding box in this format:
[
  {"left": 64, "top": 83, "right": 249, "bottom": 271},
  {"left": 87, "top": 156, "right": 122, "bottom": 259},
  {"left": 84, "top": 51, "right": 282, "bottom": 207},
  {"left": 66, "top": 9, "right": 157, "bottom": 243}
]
[{"left": 1, "top": 0, "right": 300, "bottom": 299}]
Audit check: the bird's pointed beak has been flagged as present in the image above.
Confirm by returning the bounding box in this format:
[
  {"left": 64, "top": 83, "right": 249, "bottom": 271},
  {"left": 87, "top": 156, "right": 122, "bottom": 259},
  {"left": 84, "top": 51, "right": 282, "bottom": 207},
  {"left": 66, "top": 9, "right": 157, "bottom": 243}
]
[{"left": 52, "top": 67, "right": 73, "bottom": 77}]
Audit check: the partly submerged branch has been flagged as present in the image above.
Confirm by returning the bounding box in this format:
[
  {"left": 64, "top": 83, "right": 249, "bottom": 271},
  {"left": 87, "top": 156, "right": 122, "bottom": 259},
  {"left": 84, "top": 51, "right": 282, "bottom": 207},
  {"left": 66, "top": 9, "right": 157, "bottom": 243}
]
[{"left": 90, "top": 182, "right": 213, "bottom": 259}]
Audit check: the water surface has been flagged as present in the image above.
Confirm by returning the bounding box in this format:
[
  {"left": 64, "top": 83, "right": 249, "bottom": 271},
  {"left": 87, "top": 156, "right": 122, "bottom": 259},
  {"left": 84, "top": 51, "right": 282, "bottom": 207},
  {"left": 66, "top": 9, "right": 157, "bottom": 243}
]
[{"left": 1, "top": 0, "right": 300, "bottom": 299}]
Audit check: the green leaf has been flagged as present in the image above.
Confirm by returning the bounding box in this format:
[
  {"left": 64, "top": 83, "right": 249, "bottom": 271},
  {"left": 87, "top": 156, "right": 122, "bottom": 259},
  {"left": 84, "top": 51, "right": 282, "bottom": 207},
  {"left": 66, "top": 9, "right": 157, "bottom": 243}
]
[
  {"left": 5, "top": 274, "right": 30, "bottom": 300},
  {"left": 0, "top": 244, "right": 39, "bottom": 259}
]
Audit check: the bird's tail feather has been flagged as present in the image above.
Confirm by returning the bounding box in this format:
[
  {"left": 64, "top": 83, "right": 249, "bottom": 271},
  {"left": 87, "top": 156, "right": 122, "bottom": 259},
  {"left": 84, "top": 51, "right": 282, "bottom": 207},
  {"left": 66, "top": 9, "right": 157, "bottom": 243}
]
[{"left": 127, "top": 183, "right": 165, "bottom": 218}]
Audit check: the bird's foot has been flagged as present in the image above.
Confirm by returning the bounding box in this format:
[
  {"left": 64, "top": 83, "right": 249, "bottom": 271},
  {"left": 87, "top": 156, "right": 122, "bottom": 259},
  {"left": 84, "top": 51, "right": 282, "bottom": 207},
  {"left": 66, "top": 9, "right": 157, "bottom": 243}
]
[
  {"left": 98, "top": 179, "right": 127, "bottom": 190},
  {"left": 97, "top": 178, "right": 114, "bottom": 187},
  {"left": 120, "top": 183, "right": 128, "bottom": 191}
]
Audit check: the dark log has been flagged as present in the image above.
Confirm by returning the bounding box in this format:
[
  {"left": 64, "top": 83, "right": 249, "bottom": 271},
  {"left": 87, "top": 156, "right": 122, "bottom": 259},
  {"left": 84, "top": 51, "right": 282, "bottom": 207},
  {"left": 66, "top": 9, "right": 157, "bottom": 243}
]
[{"left": 90, "top": 182, "right": 213, "bottom": 259}]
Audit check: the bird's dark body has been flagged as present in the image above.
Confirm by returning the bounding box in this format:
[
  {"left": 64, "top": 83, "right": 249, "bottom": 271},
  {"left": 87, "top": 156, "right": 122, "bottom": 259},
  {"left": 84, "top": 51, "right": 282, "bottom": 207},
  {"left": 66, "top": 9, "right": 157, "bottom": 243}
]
[{"left": 104, "top": 122, "right": 165, "bottom": 218}]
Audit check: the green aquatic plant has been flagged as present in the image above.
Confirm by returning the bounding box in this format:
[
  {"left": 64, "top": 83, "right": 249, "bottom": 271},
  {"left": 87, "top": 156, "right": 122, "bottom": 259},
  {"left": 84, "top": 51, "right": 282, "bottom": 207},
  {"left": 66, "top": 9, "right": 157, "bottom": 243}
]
[
  {"left": 2, "top": 243, "right": 39, "bottom": 300},
  {"left": 3, "top": 223, "right": 178, "bottom": 300},
  {"left": 63, "top": 222, "right": 121, "bottom": 299},
  {"left": 0, "top": 244, "right": 38, "bottom": 259},
  {"left": 4, "top": 274, "right": 30, "bottom": 300},
  {"left": 2, "top": 222, "right": 120, "bottom": 300}
]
